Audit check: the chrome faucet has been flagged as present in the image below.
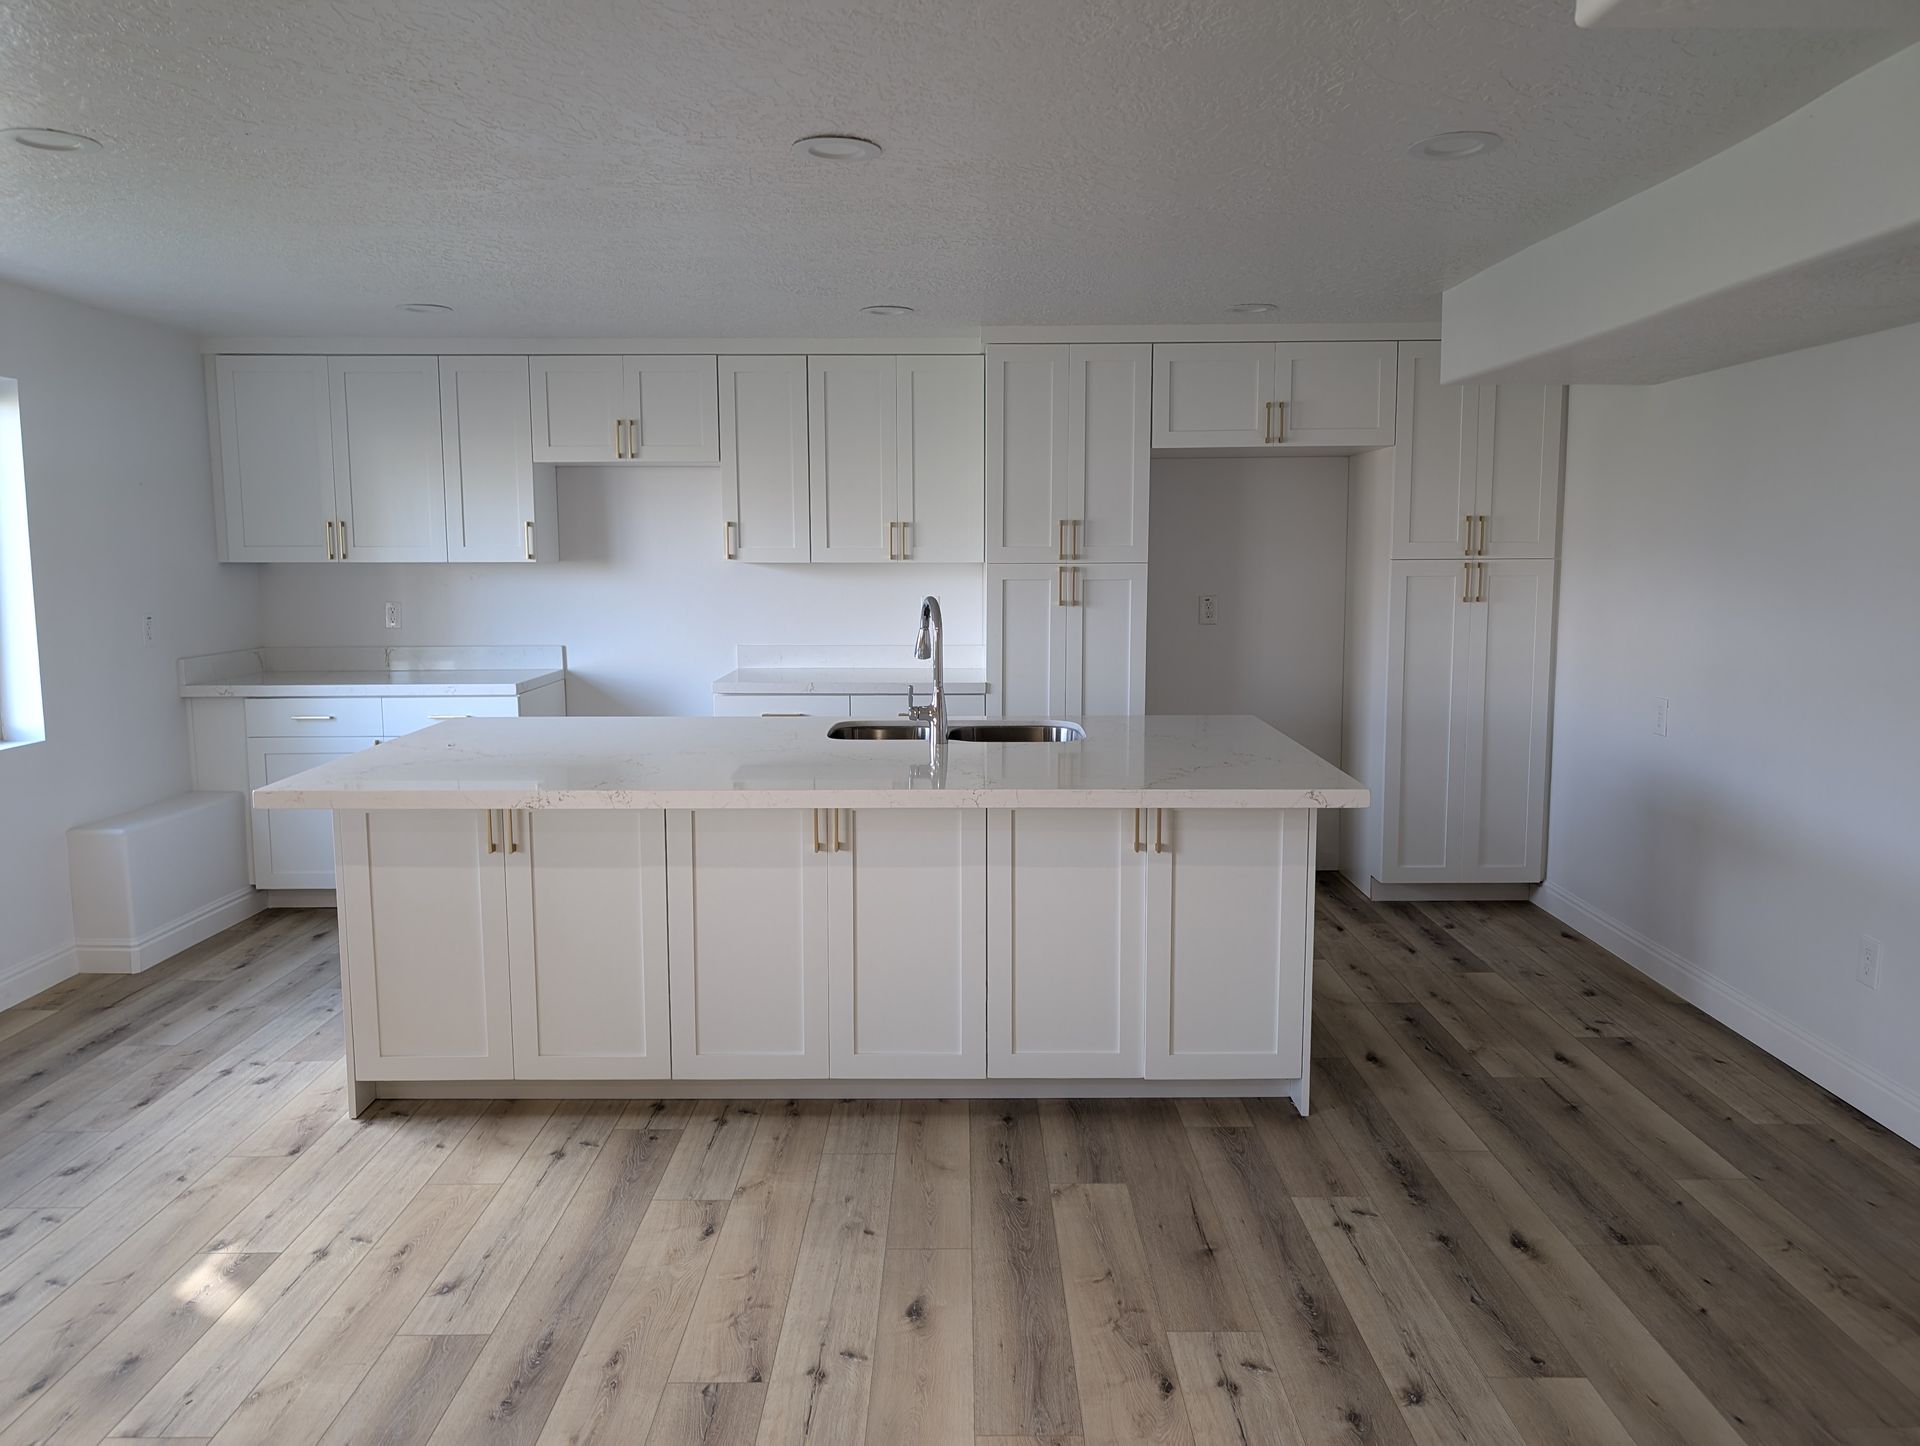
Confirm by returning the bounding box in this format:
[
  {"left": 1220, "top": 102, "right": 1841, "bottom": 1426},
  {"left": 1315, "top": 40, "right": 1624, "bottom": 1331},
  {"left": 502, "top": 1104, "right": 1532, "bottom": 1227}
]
[{"left": 909, "top": 595, "right": 947, "bottom": 764}]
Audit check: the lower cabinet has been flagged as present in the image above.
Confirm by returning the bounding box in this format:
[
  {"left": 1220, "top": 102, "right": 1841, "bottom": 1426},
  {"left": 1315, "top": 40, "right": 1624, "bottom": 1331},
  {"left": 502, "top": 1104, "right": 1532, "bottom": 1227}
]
[
  {"left": 250, "top": 736, "right": 384, "bottom": 888},
  {"left": 339, "top": 804, "right": 1312, "bottom": 1085}
]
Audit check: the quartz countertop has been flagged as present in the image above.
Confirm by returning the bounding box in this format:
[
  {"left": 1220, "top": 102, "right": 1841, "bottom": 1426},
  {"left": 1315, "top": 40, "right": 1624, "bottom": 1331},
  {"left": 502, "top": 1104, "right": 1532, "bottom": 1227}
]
[
  {"left": 180, "top": 668, "right": 566, "bottom": 698},
  {"left": 252, "top": 715, "right": 1368, "bottom": 811},
  {"left": 711, "top": 667, "right": 988, "bottom": 696}
]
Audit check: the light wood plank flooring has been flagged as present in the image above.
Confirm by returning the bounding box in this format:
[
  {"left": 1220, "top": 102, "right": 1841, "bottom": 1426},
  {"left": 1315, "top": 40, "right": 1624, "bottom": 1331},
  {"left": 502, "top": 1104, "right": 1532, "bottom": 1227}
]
[{"left": 0, "top": 882, "right": 1916, "bottom": 1445}]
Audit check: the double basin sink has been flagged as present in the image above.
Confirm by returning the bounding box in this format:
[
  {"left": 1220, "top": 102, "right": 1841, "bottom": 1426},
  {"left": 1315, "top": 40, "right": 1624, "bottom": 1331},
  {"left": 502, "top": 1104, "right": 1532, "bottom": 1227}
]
[{"left": 827, "top": 719, "right": 1087, "bottom": 744}]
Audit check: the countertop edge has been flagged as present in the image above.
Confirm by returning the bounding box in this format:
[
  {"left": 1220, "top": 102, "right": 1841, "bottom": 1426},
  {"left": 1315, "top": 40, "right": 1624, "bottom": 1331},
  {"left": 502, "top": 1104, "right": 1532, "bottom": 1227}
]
[
  {"left": 254, "top": 787, "right": 1371, "bottom": 811},
  {"left": 180, "top": 668, "right": 567, "bottom": 699}
]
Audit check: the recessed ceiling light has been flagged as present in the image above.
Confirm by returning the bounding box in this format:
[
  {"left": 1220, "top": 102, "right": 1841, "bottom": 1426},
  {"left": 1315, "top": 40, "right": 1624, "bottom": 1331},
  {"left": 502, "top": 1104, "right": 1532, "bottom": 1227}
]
[
  {"left": 397, "top": 302, "right": 453, "bottom": 314},
  {"left": 1411, "top": 130, "right": 1502, "bottom": 160},
  {"left": 1228, "top": 302, "right": 1279, "bottom": 316},
  {"left": 860, "top": 303, "right": 915, "bottom": 317},
  {"left": 2, "top": 127, "right": 102, "bottom": 153},
  {"left": 794, "top": 133, "right": 882, "bottom": 162}
]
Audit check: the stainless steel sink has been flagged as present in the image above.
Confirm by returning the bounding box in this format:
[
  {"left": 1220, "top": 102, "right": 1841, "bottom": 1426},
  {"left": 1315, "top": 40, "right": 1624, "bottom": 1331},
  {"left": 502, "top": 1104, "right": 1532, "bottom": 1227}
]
[
  {"left": 826, "top": 720, "right": 935, "bottom": 741},
  {"left": 945, "top": 721, "right": 1087, "bottom": 743}
]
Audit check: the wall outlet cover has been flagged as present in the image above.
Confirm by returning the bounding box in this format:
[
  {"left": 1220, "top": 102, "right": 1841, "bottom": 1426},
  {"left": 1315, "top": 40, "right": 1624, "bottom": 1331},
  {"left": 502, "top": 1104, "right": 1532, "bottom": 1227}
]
[
  {"left": 383, "top": 601, "right": 401, "bottom": 630},
  {"left": 1653, "top": 696, "right": 1669, "bottom": 737},
  {"left": 1198, "top": 594, "right": 1219, "bottom": 626},
  {"left": 1859, "top": 935, "right": 1884, "bottom": 991}
]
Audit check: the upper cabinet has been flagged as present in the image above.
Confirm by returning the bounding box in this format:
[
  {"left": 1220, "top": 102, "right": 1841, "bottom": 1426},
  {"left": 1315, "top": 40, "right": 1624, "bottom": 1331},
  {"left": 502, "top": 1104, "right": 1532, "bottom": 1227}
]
[
  {"left": 328, "top": 356, "right": 448, "bottom": 563},
  {"left": 723, "top": 353, "right": 984, "bottom": 565},
  {"left": 530, "top": 355, "right": 719, "bottom": 465},
  {"left": 212, "top": 355, "right": 339, "bottom": 563},
  {"left": 1151, "top": 341, "right": 1396, "bottom": 452},
  {"left": 1390, "top": 341, "right": 1564, "bottom": 559},
  {"left": 987, "top": 343, "right": 1149, "bottom": 564},
  {"left": 441, "top": 356, "right": 553, "bottom": 563}
]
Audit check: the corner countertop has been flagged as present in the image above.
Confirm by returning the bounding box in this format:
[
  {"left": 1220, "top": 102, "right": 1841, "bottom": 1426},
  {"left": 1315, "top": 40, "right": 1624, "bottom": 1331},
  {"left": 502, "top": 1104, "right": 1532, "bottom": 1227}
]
[
  {"left": 181, "top": 669, "right": 566, "bottom": 699},
  {"left": 252, "top": 714, "right": 1369, "bottom": 811}
]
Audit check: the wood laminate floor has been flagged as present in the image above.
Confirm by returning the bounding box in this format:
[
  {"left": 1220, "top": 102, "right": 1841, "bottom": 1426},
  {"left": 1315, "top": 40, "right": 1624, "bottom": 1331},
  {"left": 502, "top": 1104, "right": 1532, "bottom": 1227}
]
[{"left": 0, "top": 882, "right": 1916, "bottom": 1445}]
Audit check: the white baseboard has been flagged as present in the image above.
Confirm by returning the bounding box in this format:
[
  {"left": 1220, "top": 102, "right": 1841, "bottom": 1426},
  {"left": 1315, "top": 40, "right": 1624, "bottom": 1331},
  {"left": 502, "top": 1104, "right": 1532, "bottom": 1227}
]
[
  {"left": 0, "top": 941, "right": 78, "bottom": 1011},
  {"left": 71, "top": 888, "right": 265, "bottom": 975},
  {"left": 1534, "top": 880, "right": 1920, "bottom": 1147}
]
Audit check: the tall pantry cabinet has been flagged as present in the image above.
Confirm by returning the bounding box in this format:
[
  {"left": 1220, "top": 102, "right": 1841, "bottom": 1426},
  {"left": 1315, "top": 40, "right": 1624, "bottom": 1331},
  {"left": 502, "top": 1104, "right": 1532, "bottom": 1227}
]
[{"left": 1341, "top": 342, "right": 1565, "bottom": 894}]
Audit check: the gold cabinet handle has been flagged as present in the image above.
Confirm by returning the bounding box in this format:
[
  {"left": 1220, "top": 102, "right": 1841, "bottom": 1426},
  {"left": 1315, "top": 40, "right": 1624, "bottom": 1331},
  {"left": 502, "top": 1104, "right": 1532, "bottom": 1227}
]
[
  {"left": 338, "top": 519, "right": 348, "bottom": 560},
  {"left": 1133, "top": 808, "right": 1144, "bottom": 853},
  {"left": 832, "top": 808, "right": 846, "bottom": 852},
  {"left": 1057, "top": 564, "right": 1069, "bottom": 607},
  {"left": 325, "top": 519, "right": 336, "bottom": 560},
  {"left": 486, "top": 809, "right": 498, "bottom": 855},
  {"left": 1462, "top": 562, "right": 1473, "bottom": 604},
  {"left": 525, "top": 519, "right": 535, "bottom": 561},
  {"left": 1058, "top": 518, "right": 1069, "bottom": 561},
  {"left": 289, "top": 714, "right": 335, "bottom": 722},
  {"left": 724, "top": 519, "right": 737, "bottom": 560},
  {"left": 811, "top": 809, "right": 826, "bottom": 853},
  {"left": 1463, "top": 514, "right": 1473, "bottom": 557},
  {"left": 1071, "top": 518, "right": 1081, "bottom": 559},
  {"left": 1072, "top": 565, "right": 1080, "bottom": 607},
  {"left": 1265, "top": 400, "right": 1277, "bottom": 444},
  {"left": 1272, "top": 401, "right": 1286, "bottom": 443},
  {"left": 1153, "top": 808, "right": 1167, "bottom": 854},
  {"left": 898, "top": 520, "right": 909, "bottom": 560},
  {"left": 507, "top": 809, "right": 520, "bottom": 853},
  {"left": 1478, "top": 513, "right": 1489, "bottom": 556},
  {"left": 1475, "top": 561, "right": 1487, "bottom": 604}
]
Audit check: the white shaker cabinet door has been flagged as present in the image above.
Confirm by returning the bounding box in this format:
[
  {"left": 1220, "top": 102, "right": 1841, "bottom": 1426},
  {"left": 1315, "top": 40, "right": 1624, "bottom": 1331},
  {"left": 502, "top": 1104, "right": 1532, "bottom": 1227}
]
[
  {"left": 507, "top": 810, "right": 671, "bottom": 1079},
  {"left": 987, "top": 809, "right": 1144, "bottom": 1078},
  {"left": 986, "top": 344, "right": 1071, "bottom": 563},
  {"left": 1144, "top": 809, "right": 1312, "bottom": 1080},
  {"left": 1477, "top": 383, "right": 1565, "bottom": 559},
  {"left": 246, "top": 736, "right": 382, "bottom": 888},
  {"left": 627, "top": 354, "right": 720, "bottom": 464},
  {"left": 1455, "top": 559, "right": 1556, "bottom": 882},
  {"left": 440, "top": 355, "right": 543, "bottom": 563},
  {"left": 1272, "top": 342, "right": 1396, "bottom": 449},
  {"left": 896, "top": 354, "right": 984, "bottom": 563},
  {"left": 337, "top": 810, "right": 514, "bottom": 1080},
  {"left": 1390, "top": 340, "right": 1479, "bottom": 559},
  {"left": 1069, "top": 343, "right": 1151, "bottom": 562},
  {"left": 808, "top": 354, "right": 898, "bottom": 563},
  {"left": 1151, "top": 343, "right": 1273, "bottom": 449},
  {"left": 213, "top": 354, "right": 336, "bottom": 562},
  {"left": 329, "top": 356, "right": 448, "bottom": 562},
  {"left": 1381, "top": 559, "right": 1479, "bottom": 883},
  {"left": 827, "top": 810, "right": 986, "bottom": 1078},
  {"left": 666, "top": 809, "right": 829, "bottom": 1078},
  {"left": 531, "top": 355, "right": 626, "bottom": 464},
  {"left": 720, "top": 355, "right": 811, "bottom": 563},
  {"left": 1066, "top": 562, "right": 1149, "bottom": 716},
  {"left": 985, "top": 564, "right": 1070, "bottom": 717}
]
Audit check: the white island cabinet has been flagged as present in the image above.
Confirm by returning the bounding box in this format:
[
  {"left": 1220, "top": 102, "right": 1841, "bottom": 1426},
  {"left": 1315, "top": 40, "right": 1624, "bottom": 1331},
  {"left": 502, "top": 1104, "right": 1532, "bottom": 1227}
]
[{"left": 254, "top": 715, "right": 1366, "bottom": 1117}]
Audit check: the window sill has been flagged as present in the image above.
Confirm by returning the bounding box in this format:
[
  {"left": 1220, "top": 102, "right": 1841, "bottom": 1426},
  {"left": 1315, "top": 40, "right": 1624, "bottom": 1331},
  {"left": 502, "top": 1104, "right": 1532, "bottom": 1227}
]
[{"left": 0, "top": 736, "right": 46, "bottom": 757}]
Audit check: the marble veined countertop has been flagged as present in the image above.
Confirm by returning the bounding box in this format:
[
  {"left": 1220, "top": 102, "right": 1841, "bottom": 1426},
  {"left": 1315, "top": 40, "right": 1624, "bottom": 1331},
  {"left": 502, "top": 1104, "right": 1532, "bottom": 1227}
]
[
  {"left": 252, "top": 715, "right": 1368, "bottom": 811},
  {"left": 711, "top": 666, "right": 988, "bottom": 696},
  {"left": 180, "top": 668, "right": 566, "bottom": 698}
]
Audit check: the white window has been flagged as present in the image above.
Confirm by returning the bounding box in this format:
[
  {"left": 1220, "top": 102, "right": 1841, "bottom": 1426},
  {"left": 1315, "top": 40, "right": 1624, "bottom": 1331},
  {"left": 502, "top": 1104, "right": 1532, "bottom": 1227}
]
[{"left": 0, "top": 377, "right": 44, "bottom": 748}]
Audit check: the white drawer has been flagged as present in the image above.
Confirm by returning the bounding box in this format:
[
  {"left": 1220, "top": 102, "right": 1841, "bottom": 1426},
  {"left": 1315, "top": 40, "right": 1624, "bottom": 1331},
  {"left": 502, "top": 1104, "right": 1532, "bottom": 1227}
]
[
  {"left": 711, "top": 694, "right": 853, "bottom": 718},
  {"left": 244, "top": 697, "right": 385, "bottom": 738},
  {"left": 382, "top": 695, "right": 520, "bottom": 736}
]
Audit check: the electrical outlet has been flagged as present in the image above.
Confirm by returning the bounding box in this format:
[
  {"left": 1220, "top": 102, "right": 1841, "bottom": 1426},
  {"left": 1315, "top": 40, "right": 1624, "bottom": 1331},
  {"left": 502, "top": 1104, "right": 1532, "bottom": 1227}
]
[
  {"left": 1858, "top": 935, "right": 1884, "bottom": 991},
  {"left": 1198, "top": 594, "right": 1219, "bottom": 626},
  {"left": 141, "top": 613, "right": 156, "bottom": 649},
  {"left": 1653, "top": 696, "right": 1669, "bottom": 737},
  {"left": 384, "top": 601, "right": 401, "bottom": 630}
]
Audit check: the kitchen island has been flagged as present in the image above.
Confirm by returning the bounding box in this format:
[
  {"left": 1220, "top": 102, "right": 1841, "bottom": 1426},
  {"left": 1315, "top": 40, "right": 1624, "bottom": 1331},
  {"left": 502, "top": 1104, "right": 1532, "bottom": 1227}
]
[{"left": 253, "top": 715, "right": 1367, "bottom": 1116}]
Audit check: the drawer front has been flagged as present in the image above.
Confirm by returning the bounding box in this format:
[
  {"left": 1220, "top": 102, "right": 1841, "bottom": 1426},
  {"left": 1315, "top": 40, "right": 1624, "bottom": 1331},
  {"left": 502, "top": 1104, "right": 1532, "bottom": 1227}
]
[
  {"left": 244, "top": 696, "right": 385, "bottom": 737},
  {"left": 382, "top": 695, "right": 520, "bottom": 736}
]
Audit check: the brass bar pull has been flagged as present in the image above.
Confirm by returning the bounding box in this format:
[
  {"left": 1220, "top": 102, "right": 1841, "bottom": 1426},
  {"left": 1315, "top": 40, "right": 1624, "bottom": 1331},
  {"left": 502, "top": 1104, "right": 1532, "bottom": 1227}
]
[
  {"left": 1462, "top": 562, "right": 1472, "bottom": 604},
  {"left": 1475, "top": 561, "right": 1487, "bottom": 604},
  {"left": 1263, "top": 401, "right": 1273, "bottom": 444},
  {"left": 486, "top": 810, "right": 498, "bottom": 855},
  {"left": 1464, "top": 514, "right": 1473, "bottom": 557},
  {"left": 1071, "top": 565, "right": 1081, "bottom": 607},
  {"left": 724, "top": 519, "right": 737, "bottom": 560},
  {"left": 899, "top": 520, "right": 909, "bottom": 560},
  {"left": 887, "top": 521, "right": 897, "bottom": 560},
  {"left": 1058, "top": 518, "right": 1068, "bottom": 561},
  {"left": 614, "top": 419, "right": 622, "bottom": 458},
  {"left": 525, "top": 519, "right": 535, "bottom": 561},
  {"left": 289, "top": 714, "right": 335, "bottom": 722},
  {"left": 507, "top": 810, "right": 520, "bottom": 854},
  {"left": 1154, "top": 808, "right": 1167, "bottom": 854},
  {"left": 1273, "top": 401, "right": 1285, "bottom": 443},
  {"left": 1071, "top": 519, "right": 1081, "bottom": 559},
  {"left": 1132, "top": 809, "right": 1144, "bottom": 854},
  {"left": 1057, "top": 565, "right": 1069, "bottom": 607},
  {"left": 1478, "top": 513, "right": 1489, "bottom": 555},
  {"left": 325, "top": 519, "right": 336, "bottom": 560},
  {"left": 832, "top": 809, "right": 846, "bottom": 852},
  {"left": 811, "top": 809, "right": 826, "bottom": 853},
  {"left": 338, "top": 519, "right": 348, "bottom": 560}
]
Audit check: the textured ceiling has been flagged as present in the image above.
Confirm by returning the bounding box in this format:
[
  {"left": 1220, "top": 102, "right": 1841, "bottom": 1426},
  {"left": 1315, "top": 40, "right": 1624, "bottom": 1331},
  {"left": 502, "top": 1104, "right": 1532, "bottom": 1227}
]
[{"left": 0, "top": 0, "right": 1909, "bottom": 337}]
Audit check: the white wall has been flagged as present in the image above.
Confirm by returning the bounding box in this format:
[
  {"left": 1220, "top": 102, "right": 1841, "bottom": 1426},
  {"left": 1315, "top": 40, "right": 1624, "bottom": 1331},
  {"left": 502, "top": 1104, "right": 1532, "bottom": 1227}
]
[
  {"left": 0, "top": 279, "right": 261, "bottom": 1002},
  {"left": 1543, "top": 319, "right": 1920, "bottom": 1140},
  {"left": 1145, "top": 456, "right": 1348, "bottom": 864},
  {"left": 257, "top": 466, "right": 984, "bottom": 715}
]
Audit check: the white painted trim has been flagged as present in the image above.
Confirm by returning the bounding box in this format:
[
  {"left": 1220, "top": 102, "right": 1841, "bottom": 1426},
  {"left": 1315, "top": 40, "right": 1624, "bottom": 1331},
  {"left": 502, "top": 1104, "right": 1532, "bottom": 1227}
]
[
  {"left": 983, "top": 323, "right": 1440, "bottom": 343},
  {"left": 70, "top": 887, "right": 266, "bottom": 974},
  {"left": 1534, "top": 880, "right": 1920, "bottom": 1147},
  {"left": 202, "top": 336, "right": 986, "bottom": 357},
  {"left": 375, "top": 1076, "right": 1300, "bottom": 1101},
  {"left": 0, "top": 941, "right": 78, "bottom": 1011}
]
